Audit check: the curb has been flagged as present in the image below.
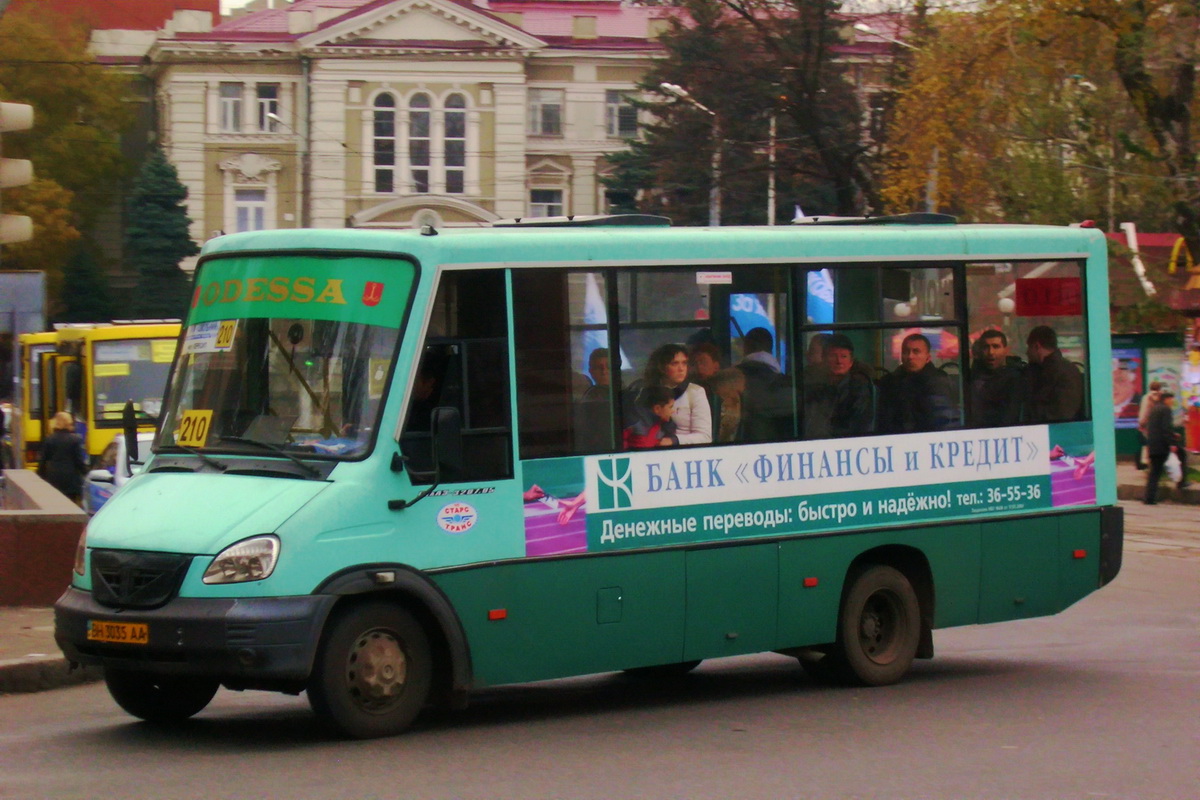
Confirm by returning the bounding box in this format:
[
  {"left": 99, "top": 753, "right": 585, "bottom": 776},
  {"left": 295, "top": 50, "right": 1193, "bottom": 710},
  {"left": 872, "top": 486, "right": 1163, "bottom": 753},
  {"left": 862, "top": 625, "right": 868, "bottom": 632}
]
[
  {"left": 1116, "top": 482, "right": 1200, "bottom": 504},
  {"left": 0, "top": 656, "right": 103, "bottom": 695}
]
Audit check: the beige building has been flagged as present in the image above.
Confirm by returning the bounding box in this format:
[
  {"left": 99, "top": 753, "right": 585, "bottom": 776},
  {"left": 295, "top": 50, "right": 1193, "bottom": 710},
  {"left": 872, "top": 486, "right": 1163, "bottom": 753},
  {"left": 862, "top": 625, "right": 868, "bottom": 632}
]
[{"left": 141, "top": 0, "right": 669, "bottom": 250}]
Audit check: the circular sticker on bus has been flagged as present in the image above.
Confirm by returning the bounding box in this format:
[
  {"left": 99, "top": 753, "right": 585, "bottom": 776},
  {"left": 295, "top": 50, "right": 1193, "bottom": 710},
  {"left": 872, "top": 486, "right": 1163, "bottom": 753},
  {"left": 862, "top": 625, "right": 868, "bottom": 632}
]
[{"left": 437, "top": 502, "right": 477, "bottom": 534}]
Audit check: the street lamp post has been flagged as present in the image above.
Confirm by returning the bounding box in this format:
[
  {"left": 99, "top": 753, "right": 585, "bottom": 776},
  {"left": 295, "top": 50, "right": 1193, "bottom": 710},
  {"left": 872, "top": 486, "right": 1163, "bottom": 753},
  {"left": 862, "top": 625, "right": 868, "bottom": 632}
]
[{"left": 661, "top": 82, "right": 721, "bottom": 226}]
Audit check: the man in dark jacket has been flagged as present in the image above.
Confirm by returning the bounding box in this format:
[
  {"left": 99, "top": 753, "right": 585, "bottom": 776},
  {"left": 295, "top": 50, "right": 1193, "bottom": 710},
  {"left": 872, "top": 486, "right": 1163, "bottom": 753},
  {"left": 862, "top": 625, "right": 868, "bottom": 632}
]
[
  {"left": 1144, "top": 391, "right": 1189, "bottom": 504},
  {"left": 970, "top": 330, "right": 1024, "bottom": 427},
  {"left": 1024, "top": 325, "right": 1083, "bottom": 423},
  {"left": 878, "top": 333, "right": 959, "bottom": 433},
  {"left": 804, "top": 334, "right": 873, "bottom": 439}
]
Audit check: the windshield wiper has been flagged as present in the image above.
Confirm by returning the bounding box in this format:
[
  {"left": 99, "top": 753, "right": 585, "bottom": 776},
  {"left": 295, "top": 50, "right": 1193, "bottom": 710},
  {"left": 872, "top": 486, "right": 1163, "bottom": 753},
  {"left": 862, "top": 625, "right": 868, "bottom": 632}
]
[
  {"left": 218, "top": 436, "right": 322, "bottom": 478},
  {"left": 167, "top": 444, "right": 227, "bottom": 472}
]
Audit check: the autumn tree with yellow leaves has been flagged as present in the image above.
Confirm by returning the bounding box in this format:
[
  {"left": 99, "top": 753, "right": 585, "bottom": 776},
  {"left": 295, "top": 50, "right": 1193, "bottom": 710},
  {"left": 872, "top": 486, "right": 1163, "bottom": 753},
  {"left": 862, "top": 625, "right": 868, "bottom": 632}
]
[
  {"left": 0, "top": 3, "right": 133, "bottom": 310},
  {"left": 881, "top": 1, "right": 1187, "bottom": 238}
]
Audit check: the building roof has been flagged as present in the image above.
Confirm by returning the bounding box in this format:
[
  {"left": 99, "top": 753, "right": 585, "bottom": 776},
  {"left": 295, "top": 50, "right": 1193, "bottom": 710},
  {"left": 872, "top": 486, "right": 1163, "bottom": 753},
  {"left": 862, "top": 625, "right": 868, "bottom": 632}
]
[{"left": 9, "top": 0, "right": 220, "bottom": 30}]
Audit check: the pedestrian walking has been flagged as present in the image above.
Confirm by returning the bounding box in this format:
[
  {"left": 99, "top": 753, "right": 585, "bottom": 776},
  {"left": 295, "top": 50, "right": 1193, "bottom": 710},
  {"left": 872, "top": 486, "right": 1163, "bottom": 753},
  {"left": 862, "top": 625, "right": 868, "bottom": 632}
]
[
  {"left": 1136, "top": 381, "right": 1162, "bottom": 470},
  {"left": 37, "top": 411, "right": 88, "bottom": 505},
  {"left": 1144, "top": 391, "right": 1190, "bottom": 504}
]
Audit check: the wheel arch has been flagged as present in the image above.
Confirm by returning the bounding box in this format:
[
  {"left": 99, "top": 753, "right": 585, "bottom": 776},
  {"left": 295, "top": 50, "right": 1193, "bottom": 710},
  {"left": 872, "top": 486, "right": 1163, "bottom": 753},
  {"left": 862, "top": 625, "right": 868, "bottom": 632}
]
[
  {"left": 844, "top": 544, "right": 935, "bottom": 659},
  {"left": 315, "top": 564, "right": 472, "bottom": 708}
]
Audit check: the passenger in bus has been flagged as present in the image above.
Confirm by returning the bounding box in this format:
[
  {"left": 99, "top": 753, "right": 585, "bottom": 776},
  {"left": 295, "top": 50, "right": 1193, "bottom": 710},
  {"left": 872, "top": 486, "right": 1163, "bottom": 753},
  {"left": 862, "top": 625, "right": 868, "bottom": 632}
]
[
  {"left": 642, "top": 343, "right": 712, "bottom": 444},
  {"left": 582, "top": 348, "right": 611, "bottom": 401},
  {"left": 575, "top": 348, "right": 613, "bottom": 452},
  {"left": 1024, "top": 325, "right": 1084, "bottom": 422},
  {"left": 689, "top": 341, "right": 723, "bottom": 425},
  {"left": 623, "top": 385, "right": 678, "bottom": 450},
  {"left": 806, "top": 333, "right": 831, "bottom": 368},
  {"left": 737, "top": 327, "right": 790, "bottom": 441},
  {"left": 969, "top": 330, "right": 1024, "bottom": 427},
  {"left": 877, "top": 333, "right": 959, "bottom": 433},
  {"left": 804, "top": 334, "right": 874, "bottom": 439},
  {"left": 711, "top": 368, "right": 746, "bottom": 442}
]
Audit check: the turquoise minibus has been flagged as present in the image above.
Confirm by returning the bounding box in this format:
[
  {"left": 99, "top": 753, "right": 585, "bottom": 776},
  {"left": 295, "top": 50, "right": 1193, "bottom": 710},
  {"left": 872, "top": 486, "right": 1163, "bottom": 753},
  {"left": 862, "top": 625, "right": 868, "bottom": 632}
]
[{"left": 55, "top": 214, "right": 1123, "bottom": 738}]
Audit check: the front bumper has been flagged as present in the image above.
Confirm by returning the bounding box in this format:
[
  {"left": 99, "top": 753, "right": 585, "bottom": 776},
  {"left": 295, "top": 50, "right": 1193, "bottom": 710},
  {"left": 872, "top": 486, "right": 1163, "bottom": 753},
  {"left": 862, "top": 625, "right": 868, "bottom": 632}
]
[{"left": 55, "top": 587, "right": 336, "bottom": 683}]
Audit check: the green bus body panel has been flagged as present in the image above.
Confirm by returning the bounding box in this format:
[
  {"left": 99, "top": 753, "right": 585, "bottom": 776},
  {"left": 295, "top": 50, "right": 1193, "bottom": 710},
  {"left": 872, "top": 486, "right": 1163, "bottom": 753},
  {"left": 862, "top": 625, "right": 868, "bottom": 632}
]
[
  {"left": 684, "top": 544, "right": 778, "bottom": 661},
  {"left": 86, "top": 472, "right": 329, "bottom": 555},
  {"left": 431, "top": 551, "right": 686, "bottom": 686},
  {"left": 427, "top": 512, "right": 1101, "bottom": 688}
]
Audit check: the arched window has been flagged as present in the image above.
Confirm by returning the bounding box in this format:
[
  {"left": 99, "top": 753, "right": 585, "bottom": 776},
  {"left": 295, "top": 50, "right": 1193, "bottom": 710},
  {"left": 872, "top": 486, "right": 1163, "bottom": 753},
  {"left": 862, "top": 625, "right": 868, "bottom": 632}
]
[
  {"left": 409, "top": 93, "right": 431, "bottom": 193},
  {"left": 373, "top": 94, "right": 396, "bottom": 193},
  {"left": 444, "top": 93, "right": 466, "bottom": 195}
]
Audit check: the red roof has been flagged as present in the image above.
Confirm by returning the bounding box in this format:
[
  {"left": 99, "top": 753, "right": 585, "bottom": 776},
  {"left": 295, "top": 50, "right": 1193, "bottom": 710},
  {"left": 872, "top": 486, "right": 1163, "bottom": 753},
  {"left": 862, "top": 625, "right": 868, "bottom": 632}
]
[{"left": 10, "top": 0, "right": 220, "bottom": 30}]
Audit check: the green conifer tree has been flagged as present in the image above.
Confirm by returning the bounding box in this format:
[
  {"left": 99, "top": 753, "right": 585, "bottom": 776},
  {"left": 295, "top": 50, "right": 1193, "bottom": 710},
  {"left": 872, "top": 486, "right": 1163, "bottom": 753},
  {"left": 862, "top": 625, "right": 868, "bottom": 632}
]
[
  {"left": 124, "top": 148, "right": 198, "bottom": 319},
  {"left": 56, "top": 240, "right": 114, "bottom": 323}
]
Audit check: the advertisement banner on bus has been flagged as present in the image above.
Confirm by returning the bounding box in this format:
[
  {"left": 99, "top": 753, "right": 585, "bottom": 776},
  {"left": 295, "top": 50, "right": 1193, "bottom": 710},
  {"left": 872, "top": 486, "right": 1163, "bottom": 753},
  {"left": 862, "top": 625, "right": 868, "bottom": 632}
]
[{"left": 522, "top": 422, "right": 1096, "bottom": 556}]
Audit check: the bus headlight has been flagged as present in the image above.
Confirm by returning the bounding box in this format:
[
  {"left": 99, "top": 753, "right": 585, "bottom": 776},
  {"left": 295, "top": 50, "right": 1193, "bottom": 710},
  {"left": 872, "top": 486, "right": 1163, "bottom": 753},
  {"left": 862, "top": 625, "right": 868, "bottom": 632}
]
[
  {"left": 202, "top": 535, "right": 280, "bottom": 584},
  {"left": 73, "top": 530, "right": 87, "bottom": 576}
]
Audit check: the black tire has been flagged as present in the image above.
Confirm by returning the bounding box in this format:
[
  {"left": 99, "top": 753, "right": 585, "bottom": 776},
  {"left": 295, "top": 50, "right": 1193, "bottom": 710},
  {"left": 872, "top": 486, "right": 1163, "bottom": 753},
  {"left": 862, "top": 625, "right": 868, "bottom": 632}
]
[
  {"left": 104, "top": 669, "right": 219, "bottom": 723},
  {"left": 307, "top": 602, "right": 433, "bottom": 739},
  {"left": 836, "top": 564, "right": 921, "bottom": 686},
  {"left": 623, "top": 660, "right": 702, "bottom": 679}
]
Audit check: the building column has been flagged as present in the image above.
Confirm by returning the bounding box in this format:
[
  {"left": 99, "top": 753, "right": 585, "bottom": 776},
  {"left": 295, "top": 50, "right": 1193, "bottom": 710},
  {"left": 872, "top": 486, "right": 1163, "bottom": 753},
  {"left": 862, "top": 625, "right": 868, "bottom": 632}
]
[{"left": 309, "top": 79, "right": 348, "bottom": 228}]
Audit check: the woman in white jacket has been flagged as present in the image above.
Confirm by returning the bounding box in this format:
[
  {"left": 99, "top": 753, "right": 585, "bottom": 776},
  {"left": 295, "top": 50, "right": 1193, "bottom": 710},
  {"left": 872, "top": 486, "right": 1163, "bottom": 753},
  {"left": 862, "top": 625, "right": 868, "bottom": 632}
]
[{"left": 642, "top": 344, "right": 713, "bottom": 445}]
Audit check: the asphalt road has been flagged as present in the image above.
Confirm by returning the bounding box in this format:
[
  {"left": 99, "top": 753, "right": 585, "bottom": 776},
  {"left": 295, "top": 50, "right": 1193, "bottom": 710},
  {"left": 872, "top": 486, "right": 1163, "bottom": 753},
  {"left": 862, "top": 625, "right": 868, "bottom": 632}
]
[{"left": 1, "top": 534, "right": 1197, "bottom": 799}]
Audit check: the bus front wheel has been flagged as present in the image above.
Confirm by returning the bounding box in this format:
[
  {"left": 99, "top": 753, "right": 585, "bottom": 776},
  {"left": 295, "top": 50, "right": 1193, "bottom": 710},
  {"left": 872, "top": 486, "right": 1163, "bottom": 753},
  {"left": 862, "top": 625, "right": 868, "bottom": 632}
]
[
  {"left": 308, "top": 602, "right": 433, "bottom": 739},
  {"left": 836, "top": 565, "right": 921, "bottom": 686},
  {"left": 104, "top": 668, "right": 219, "bottom": 722}
]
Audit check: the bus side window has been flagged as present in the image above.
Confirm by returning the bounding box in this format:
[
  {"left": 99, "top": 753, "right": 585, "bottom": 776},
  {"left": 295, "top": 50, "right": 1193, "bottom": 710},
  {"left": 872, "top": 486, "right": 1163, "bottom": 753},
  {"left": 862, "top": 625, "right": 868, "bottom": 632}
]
[
  {"left": 513, "top": 270, "right": 618, "bottom": 458},
  {"left": 964, "top": 261, "right": 1089, "bottom": 427},
  {"left": 401, "top": 269, "right": 512, "bottom": 483}
]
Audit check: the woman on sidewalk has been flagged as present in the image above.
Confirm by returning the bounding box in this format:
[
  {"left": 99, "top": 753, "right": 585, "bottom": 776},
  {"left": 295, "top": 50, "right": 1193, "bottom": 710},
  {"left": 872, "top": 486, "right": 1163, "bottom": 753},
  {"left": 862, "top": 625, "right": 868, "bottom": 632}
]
[{"left": 37, "top": 412, "right": 88, "bottom": 506}]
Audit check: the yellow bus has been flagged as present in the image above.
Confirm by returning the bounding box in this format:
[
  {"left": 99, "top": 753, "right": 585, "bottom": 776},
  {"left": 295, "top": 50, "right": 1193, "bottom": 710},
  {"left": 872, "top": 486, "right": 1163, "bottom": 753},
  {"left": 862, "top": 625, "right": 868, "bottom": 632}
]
[{"left": 14, "top": 322, "right": 179, "bottom": 468}]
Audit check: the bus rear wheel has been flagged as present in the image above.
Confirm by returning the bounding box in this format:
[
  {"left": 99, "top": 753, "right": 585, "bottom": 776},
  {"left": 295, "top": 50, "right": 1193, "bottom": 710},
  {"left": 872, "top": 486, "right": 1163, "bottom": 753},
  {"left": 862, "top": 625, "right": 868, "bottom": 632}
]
[
  {"left": 836, "top": 565, "right": 921, "bottom": 686},
  {"left": 104, "top": 668, "right": 219, "bottom": 722},
  {"left": 308, "top": 602, "right": 433, "bottom": 739}
]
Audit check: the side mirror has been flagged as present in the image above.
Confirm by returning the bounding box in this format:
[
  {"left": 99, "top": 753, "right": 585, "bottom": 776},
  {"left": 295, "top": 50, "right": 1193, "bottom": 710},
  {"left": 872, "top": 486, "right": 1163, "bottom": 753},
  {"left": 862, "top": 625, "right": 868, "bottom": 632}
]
[
  {"left": 387, "top": 406, "right": 463, "bottom": 510},
  {"left": 122, "top": 400, "right": 140, "bottom": 470}
]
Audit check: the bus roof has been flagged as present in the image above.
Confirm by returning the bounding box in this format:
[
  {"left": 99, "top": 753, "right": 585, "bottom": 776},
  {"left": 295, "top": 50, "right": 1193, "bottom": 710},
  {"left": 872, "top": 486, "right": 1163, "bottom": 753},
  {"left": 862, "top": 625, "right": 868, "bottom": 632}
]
[{"left": 199, "top": 222, "right": 1107, "bottom": 270}]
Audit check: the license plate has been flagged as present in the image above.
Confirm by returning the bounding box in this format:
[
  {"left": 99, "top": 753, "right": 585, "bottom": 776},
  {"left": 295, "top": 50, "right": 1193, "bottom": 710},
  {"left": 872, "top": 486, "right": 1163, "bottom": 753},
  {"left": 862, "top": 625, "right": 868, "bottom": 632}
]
[{"left": 87, "top": 620, "right": 149, "bottom": 645}]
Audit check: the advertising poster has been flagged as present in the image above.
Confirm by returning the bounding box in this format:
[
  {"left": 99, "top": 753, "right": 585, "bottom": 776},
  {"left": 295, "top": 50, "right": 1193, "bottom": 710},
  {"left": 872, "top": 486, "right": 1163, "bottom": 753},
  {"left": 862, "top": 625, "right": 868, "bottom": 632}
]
[
  {"left": 523, "top": 423, "right": 1096, "bottom": 557},
  {"left": 1146, "top": 347, "right": 1184, "bottom": 426},
  {"left": 1111, "top": 348, "right": 1143, "bottom": 429}
]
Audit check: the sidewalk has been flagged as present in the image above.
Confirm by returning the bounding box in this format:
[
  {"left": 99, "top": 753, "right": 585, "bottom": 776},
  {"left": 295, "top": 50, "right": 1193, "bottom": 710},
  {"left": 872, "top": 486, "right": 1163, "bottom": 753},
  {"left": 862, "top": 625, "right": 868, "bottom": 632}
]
[{"left": 3, "top": 465, "right": 1196, "bottom": 695}]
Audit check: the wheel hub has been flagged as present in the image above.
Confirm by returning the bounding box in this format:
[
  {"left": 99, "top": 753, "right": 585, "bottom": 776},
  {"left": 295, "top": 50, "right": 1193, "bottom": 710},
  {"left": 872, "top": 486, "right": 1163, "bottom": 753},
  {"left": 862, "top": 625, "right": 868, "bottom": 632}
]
[
  {"left": 859, "top": 594, "right": 897, "bottom": 662},
  {"left": 347, "top": 630, "right": 408, "bottom": 711}
]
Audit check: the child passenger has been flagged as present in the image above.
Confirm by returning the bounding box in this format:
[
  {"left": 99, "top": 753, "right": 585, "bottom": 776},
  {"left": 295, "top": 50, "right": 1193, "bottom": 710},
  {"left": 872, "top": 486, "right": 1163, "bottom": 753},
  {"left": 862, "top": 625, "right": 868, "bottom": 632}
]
[{"left": 623, "top": 385, "right": 678, "bottom": 450}]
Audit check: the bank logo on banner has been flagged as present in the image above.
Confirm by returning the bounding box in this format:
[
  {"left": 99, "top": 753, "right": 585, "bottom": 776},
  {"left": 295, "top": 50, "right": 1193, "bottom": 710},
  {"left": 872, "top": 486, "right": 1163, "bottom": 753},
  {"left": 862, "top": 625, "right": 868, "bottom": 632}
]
[{"left": 596, "top": 457, "right": 633, "bottom": 511}]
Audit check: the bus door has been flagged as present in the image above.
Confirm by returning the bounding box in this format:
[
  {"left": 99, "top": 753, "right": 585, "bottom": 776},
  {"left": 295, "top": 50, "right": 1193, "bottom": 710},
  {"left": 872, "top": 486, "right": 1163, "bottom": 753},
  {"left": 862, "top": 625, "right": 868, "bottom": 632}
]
[
  {"left": 37, "top": 352, "right": 59, "bottom": 440},
  {"left": 17, "top": 343, "right": 52, "bottom": 467}
]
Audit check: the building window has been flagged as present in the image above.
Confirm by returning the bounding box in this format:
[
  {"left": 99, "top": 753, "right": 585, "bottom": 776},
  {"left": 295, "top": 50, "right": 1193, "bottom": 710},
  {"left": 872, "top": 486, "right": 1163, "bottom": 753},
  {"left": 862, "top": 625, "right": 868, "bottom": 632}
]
[
  {"left": 409, "top": 93, "right": 431, "bottom": 194},
  {"left": 528, "top": 89, "right": 563, "bottom": 136},
  {"left": 219, "top": 82, "right": 243, "bottom": 133},
  {"left": 257, "top": 84, "right": 280, "bottom": 132},
  {"left": 371, "top": 91, "right": 472, "bottom": 195},
  {"left": 445, "top": 93, "right": 466, "bottom": 195},
  {"left": 605, "top": 90, "right": 638, "bottom": 138},
  {"left": 530, "top": 189, "right": 563, "bottom": 217},
  {"left": 373, "top": 94, "right": 396, "bottom": 193},
  {"left": 234, "top": 188, "right": 267, "bottom": 232}
]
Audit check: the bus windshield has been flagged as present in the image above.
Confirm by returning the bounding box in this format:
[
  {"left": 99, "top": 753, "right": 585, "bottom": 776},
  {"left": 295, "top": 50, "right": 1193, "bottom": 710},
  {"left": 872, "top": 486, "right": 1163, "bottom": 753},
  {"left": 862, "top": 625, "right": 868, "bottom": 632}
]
[
  {"left": 156, "top": 253, "right": 414, "bottom": 460},
  {"left": 93, "top": 338, "right": 175, "bottom": 426}
]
